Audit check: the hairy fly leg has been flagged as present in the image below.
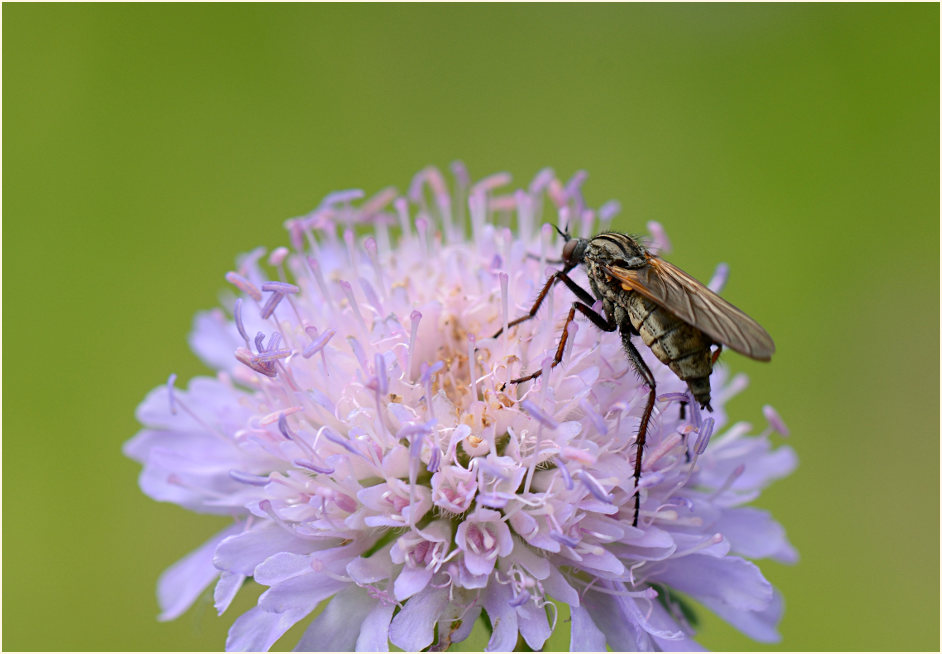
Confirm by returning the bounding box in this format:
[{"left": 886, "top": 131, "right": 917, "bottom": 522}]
[{"left": 620, "top": 327, "right": 658, "bottom": 527}]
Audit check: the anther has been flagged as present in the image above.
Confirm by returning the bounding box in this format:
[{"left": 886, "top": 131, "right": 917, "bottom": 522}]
[
  {"left": 694, "top": 417, "right": 715, "bottom": 455},
  {"left": 520, "top": 399, "right": 559, "bottom": 429},
  {"left": 225, "top": 272, "right": 263, "bottom": 301},
  {"left": 228, "top": 470, "right": 269, "bottom": 486},
  {"left": 763, "top": 404, "right": 790, "bottom": 436}
]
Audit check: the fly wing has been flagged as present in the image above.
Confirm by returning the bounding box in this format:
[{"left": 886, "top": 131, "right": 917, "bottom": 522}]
[{"left": 605, "top": 257, "right": 775, "bottom": 361}]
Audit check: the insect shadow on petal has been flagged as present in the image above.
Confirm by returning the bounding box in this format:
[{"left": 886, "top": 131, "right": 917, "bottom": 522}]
[{"left": 494, "top": 225, "right": 775, "bottom": 526}]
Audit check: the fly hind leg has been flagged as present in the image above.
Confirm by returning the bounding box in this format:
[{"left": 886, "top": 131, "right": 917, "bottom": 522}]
[{"left": 621, "top": 325, "right": 657, "bottom": 527}]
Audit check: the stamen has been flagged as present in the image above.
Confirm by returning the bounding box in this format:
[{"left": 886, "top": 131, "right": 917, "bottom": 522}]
[
  {"left": 763, "top": 404, "right": 790, "bottom": 436},
  {"left": 577, "top": 470, "right": 614, "bottom": 503},
  {"left": 361, "top": 186, "right": 398, "bottom": 217},
  {"left": 229, "top": 470, "right": 270, "bottom": 486},
  {"left": 306, "top": 257, "right": 335, "bottom": 309},
  {"left": 260, "top": 291, "right": 284, "bottom": 320},
  {"left": 225, "top": 272, "right": 263, "bottom": 301},
  {"left": 553, "top": 457, "right": 574, "bottom": 489},
  {"left": 235, "top": 347, "right": 278, "bottom": 378},
  {"left": 528, "top": 167, "right": 555, "bottom": 195},
  {"left": 550, "top": 531, "right": 580, "bottom": 548},
  {"left": 657, "top": 392, "right": 688, "bottom": 403},
  {"left": 302, "top": 329, "right": 335, "bottom": 358},
  {"left": 499, "top": 272, "right": 510, "bottom": 336},
  {"left": 468, "top": 192, "right": 486, "bottom": 242},
  {"left": 356, "top": 279, "right": 382, "bottom": 317},
  {"left": 347, "top": 336, "right": 370, "bottom": 377},
  {"left": 694, "top": 417, "right": 715, "bottom": 455},
  {"left": 707, "top": 262, "right": 729, "bottom": 294},
  {"left": 427, "top": 445, "right": 441, "bottom": 473},
  {"left": 363, "top": 237, "right": 386, "bottom": 300},
  {"left": 394, "top": 197, "right": 412, "bottom": 238},
  {"left": 689, "top": 397, "right": 702, "bottom": 428},
  {"left": 408, "top": 311, "right": 422, "bottom": 378},
  {"left": 467, "top": 333, "right": 478, "bottom": 399},
  {"left": 646, "top": 221, "right": 671, "bottom": 255},
  {"left": 277, "top": 414, "right": 297, "bottom": 440},
  {"left": 339, "top": 280, "right": 367, "bottom": 333},
  {"left": 233, "top": 299, "right": 250, "bottom": 345},
  {"left": 294, "top": 459, "right": 335, "bottom": 475},
  {"left": 253, "top": 348, "right": 291, "bottom": 363},
  {"left": 268, "top": 247, "right": 289, "bottom": 267},
  {"left": 323, "top": 427, "right": 362, "bottom": 456},
  {"left": 321, "top": 189, "right": 365, "bottom": 208},
  {"left": 470, "top": 172, "right": 511, "bottom": 198},
  {"left": 344, "top": 228, "right": 358, "bottom": 268},
  {"left": 579, "top": 399, "right": 608, "bottom": 436},
  {"left": 261, "top": 281, "right": 299, "bottom": 295},
  {"left": 415, "top": 216, "right": 430, "bottom": 258},
  {"left": 166, "top": 373, "right": 178, "bottom": 414},
  {"left": 374, "top": 353, "right": 388, "bottom": 396},
  {"left": 520, "top": 399, "right": 559, "bottom": 429},
  {"left": 711, "top": 463, "right": 746, "bottom": 499},
  {"left": 599, "top": 200, "right": 621, "bottom": 230},
  {"left": 579, "top": 209, "right": 595, "bottom": 239},
  {"left": 285, "top": 218, "right": 305, "bottom": 253}
]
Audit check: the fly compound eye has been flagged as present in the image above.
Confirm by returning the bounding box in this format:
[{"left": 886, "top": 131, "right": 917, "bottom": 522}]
[{"left": 562, "top": 239, "right": 578, "bottom": 264}]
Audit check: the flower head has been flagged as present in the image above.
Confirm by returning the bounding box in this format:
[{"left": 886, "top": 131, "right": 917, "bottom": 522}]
[{"left": 125, "top": 165, "right": 796, "bottom": 651}]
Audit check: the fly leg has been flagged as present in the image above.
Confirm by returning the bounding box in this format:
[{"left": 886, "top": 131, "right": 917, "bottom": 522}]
[
  {"left": 509, "top": 301, "right": 615, "bottom": 384},
  {"left": 493, "top": 266, "right": 585, "bottom": 338},
  {"left": 621, "top": 328, "right": 657, "bottom": 527}
]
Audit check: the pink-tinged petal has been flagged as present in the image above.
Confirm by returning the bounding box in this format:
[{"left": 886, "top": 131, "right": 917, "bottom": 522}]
[
  {"left": 483, "top": 581, "right": 518, "bottom": 652},
  {"left": 570, "top": 605, "right": 606, "bottom": 651},
  {"left": 716, "top": 507, "right": 798, "bottom": 563},
  {"left": 581, "top": 589, "right": 641, "bottom": 651},
  {"left": 355, "top": 601, "right": 396, "bottom": 652},
  {"left": 258, "top": 574, "right": 347, "bottom": 614},
  {"left": 542, "top": 566, "right": 580, "bottom": 607},
  {"left": 254, "top": 552, "right": 315, "bottom": 586},
  {"left": 214, "top": 571, "right": 246, "bottom": 615},
  {"left": 214, "top": 523, "right": 314, "bottom": 576},
  {"left": 293, "top": 586, "right": 376, "bottom": 652},
  {"left": 226, "top": 605, "right": 309, "bottom": 652},
  {"left": 347, "top": 546, "right": 393, "bottom": 585},
  {"left": 388, "top": 587, "right": 449, "bottom": 651},
  {"left": 699, "top": 588, "right": 784, "bottom": 643},
  {"left": 393, "top": 565, "right": 433, "bottom": 601},
  {"left": 650, "top": 554, "right": 773, "bottom": 612},
  {"left": 508, "top": 538, "right": 550, "bottom": 580},
  {"left": 157, "top": 524, "right": 239, "bottom": 621},
  {"left": 517, "top": 600, "right": 551, "bottom": 650}
]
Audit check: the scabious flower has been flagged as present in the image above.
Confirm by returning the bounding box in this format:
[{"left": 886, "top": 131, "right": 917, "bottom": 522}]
[{"left": 125, "top": 164, "right": 797, "bottom": 651}]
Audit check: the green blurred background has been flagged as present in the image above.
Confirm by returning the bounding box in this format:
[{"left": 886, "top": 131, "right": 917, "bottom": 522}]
[{"left": 3, "top": 4, "right": 938, "bottom": 651}]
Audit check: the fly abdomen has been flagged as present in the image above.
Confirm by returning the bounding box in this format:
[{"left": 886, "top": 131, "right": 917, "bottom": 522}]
[{"left": 627, "top": 294, "right": 713, "bottom": 408}]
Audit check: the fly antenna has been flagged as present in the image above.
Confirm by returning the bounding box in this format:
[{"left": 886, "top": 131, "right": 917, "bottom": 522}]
[{"left": 553, "top": 223, "right": 570, "bottom": 240}]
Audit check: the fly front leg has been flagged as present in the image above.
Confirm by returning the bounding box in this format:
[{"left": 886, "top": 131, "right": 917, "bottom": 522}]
[
  {"left": 508, "top": 301, "right": 616, "bottom": 385},
  {"left": 492, "top": 266, "right": 591, "bottom": 338},
  {"left": 621, "top": 327, "right": 657, "bottom": 527}
]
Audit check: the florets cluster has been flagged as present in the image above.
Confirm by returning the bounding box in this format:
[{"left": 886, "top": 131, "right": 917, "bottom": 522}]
[{"left": 125, "top": 165, "right": 796, "bottom": 651}]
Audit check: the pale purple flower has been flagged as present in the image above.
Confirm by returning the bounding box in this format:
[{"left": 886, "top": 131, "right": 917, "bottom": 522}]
[{"left": 125, "top": 165, "right": 797, "bottom": 651}]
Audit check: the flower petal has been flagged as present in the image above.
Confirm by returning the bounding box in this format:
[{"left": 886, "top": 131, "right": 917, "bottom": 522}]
[
  {"left": 157, "top": 524, "right": 239, "bottom": 621},
  {"left": 650, "top": 554, "right": 773, "bottom": 612},
  {"left": 388, "top": 587, "right": 449, "bottom": 651},
  {"left": 293, "top": 586, "right": 376, "bottom": 652},
  {"left": 570, "top": 604, "right": 607, "bottom": 651}
]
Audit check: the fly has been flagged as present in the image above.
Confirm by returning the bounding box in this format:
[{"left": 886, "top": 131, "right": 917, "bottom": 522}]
[{"left": 494, "top": 228, "right": 775, "bottom": 526}]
